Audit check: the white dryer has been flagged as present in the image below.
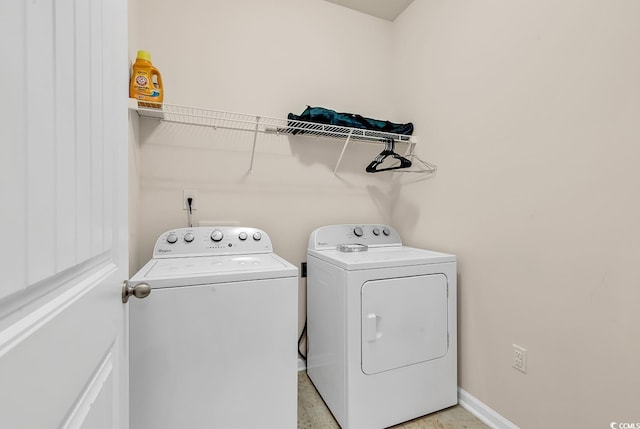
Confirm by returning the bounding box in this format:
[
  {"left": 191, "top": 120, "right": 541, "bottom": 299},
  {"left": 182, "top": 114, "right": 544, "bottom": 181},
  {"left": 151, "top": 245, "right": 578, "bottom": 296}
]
[
  {"left": 127, "top": 227, "right": 298, "bottom": 429},
  {"left": 306, "top": 224, "right": 457, "bottom": 429}
]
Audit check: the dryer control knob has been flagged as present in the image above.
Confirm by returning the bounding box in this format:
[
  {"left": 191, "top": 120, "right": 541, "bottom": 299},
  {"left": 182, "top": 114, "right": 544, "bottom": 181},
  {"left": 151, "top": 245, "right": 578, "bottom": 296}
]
[
  {"left": 238, "top": 232, "right": 248, "bottom": 241},
  {"left": 372, "top": 228, "right": 381, "bottom": 236},
  {"left": 184, "top": 232, "right": 195, "bottom": 243},
  {"left": 253, "top": 232, "right": 262, "bottom": 241},
  {"left": 353, "top": 227, "right": 363, "bottom": 237},
  {"left": 382, "top": 228, "right": 391, "bottom": 236},
  {"left": 210, "top": 230, "right": 224, "bottom": 242},
  {"left": 166, "top": 233, "right": 178, "bottom": 244}
]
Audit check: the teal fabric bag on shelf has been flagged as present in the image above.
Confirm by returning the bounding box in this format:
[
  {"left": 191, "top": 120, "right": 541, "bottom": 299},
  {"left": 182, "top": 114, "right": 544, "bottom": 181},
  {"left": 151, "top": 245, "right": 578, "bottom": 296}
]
[{"left": 287, "top": 106, "right": 413, "bottom": 136}]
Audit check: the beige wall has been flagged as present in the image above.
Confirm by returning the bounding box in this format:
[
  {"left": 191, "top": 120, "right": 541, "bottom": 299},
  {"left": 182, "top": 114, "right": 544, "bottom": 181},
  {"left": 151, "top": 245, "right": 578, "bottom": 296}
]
[
  {"left": 130, "top": 0, "right": 640, "bottom": 427},
  {"left": 393, "top": 1, "right": 640, "bottom": 427}
]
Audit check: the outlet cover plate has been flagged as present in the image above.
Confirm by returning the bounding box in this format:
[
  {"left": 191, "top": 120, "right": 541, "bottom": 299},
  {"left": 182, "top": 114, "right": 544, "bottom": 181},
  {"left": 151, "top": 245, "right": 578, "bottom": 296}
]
[
  {"left": 512, "top": 344, "right": 527, "bottom": 373},
  {"left": 183, "top": 190, "right": 198, "bottom": 210}
]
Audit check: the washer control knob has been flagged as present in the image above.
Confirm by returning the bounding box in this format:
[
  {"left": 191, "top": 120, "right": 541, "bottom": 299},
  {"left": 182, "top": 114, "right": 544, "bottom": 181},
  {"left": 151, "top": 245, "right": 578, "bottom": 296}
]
[
  {"left": 166, "top": 233, "right": 178, "bottom": 244},
  {"left": 353, "top": 227, "right": 363, "bottom": 237},
  {"left": 253, "top": 232, "right": 262, "bottom": 241},
  {"left": 238, "top": 232, "right": 248, "bottom": 241},
  {"left": 184, "top": 232, "right": 195, "bottom": 243},
  {"left": 372, "top": 228, "right": 381, "bottom": 236},
  {"left": 382, "top": 228, "right": 391, "bottom": 236},
  {"left": 210, "top": 230, "right": 224, "bottom": 242}
]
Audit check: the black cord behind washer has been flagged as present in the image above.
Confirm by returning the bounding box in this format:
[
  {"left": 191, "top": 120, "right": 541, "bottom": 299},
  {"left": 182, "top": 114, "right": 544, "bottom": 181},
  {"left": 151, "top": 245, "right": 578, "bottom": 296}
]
[{"left": 298, "top": 320, "right": 307, "bottom": 360}]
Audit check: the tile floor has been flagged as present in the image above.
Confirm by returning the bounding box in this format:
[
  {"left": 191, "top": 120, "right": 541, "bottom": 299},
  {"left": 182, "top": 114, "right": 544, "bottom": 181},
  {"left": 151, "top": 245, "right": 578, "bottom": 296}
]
[{"left": 298, "top": 371, "right": 490, "bottom": 429}]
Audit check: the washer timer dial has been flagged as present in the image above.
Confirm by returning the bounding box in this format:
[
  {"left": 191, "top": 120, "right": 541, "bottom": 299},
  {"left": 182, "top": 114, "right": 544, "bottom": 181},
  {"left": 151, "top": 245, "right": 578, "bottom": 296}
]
[{"left": 210, "top": 230, "right": 224, "bottom": 242}]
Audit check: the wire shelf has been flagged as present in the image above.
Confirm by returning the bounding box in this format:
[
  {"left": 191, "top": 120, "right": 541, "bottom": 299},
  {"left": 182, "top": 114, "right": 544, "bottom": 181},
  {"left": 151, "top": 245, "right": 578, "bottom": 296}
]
[
  {"left": 128, "top": 100, "right": 431, "bottom": 174},
  {"left": 129, "top": 101, "right": 418, "bottom": 145}
]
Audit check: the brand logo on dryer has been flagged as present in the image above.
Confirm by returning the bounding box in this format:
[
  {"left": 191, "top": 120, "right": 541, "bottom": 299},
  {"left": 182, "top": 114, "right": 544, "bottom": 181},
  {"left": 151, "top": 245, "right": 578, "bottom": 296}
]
[{"left": 157, "top": 248, "right": 172, "bottom": 253}]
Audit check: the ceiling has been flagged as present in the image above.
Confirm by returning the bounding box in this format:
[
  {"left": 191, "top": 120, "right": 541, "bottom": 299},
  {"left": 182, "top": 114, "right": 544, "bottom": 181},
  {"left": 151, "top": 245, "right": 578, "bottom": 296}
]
[{"left": 323, "top": 0, "right": 415, "bottom": 22}]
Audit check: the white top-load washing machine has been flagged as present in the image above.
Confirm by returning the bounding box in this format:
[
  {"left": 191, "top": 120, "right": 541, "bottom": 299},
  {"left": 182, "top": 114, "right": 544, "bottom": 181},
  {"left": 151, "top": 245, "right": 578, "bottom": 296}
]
[
  {"left": 128, "top": 227, "right": 297, "bottom": 429},
  {"left": 306, "top": 224, "right": 457, "bottom": 429}
]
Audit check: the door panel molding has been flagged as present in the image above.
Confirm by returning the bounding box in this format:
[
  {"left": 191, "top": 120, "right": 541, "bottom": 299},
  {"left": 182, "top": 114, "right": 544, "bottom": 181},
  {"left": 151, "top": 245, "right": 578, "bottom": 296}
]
[
  {"left": 0, "top": 266, "right": 123, "bottom": 428},
  {"left": 0, "top": 261, "right": 116, "bottom": 358},
  {"left": 0, "top": 253, "right": 112, "bottom": 330},
  {"left": 61, "top": 349, "right": 115, "bottom": 429}
]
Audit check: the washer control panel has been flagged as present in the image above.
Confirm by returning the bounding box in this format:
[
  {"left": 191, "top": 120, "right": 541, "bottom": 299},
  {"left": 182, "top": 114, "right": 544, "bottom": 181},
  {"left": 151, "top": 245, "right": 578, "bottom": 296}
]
[
  {"left": 153, "top": 227, "right": 272, "bottom": 258},
  {"left": 308, "top": 224, "right": 402, "bottom": 250}
]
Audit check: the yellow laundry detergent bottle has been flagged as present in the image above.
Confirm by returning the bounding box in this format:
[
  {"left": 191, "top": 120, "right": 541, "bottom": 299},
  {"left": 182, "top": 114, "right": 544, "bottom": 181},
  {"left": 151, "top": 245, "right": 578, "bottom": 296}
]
[{"left": 130, "top": 50, "right": 163, "bottom": 107}]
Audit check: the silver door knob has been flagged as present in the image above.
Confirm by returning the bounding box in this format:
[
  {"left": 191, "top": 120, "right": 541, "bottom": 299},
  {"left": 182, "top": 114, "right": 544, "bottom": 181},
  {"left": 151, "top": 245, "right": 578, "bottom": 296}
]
[{"left": 122, "top": 281, "right": 151, "bottom": 303}]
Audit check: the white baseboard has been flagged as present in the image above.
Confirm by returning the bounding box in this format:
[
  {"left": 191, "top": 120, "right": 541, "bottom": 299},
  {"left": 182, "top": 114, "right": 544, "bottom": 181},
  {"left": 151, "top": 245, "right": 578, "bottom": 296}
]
[
  {"left": 298, "top": 357, "right": 306, "bottom": 372},
  {"left": 458, "top": 388, "right": 519, "bottom": 429}
]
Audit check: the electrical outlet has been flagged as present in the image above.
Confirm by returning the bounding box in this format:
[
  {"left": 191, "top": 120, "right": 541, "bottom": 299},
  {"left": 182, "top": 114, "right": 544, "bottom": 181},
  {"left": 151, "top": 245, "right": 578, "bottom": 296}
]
[
  {"left": 512, "top": 344, "right": 527, "bottom": 373},
  {"left": 183, "top": 190, "right": 198, "bottom": 210}
]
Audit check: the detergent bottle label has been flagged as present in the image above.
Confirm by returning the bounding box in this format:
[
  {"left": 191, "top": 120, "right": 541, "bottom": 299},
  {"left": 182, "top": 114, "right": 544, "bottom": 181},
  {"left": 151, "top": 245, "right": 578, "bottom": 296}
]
[{"left": 132, "top": 71, "right": 161, "bottom": 99}]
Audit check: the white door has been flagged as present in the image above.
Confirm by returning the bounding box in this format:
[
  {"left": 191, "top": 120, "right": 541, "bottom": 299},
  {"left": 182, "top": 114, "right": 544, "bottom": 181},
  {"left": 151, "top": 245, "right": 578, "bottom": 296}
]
[
  {"left": 361, "top": 274, "right": 449, "bottom": 375},
  {"left": 0, "top": 1, "right": 129, "bottom": 428}
]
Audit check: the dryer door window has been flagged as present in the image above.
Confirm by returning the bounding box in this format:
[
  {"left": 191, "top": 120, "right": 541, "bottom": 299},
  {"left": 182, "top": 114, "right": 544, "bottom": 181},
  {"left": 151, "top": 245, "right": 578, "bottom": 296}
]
[{"left": 361, "top": 274, "right": 448, "bottom": 375}]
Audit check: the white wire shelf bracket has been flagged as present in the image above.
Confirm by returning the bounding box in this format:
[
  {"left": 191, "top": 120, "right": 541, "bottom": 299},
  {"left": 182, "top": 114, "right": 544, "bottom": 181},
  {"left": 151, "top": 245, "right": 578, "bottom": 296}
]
[{"left": 129, "top": 100, "right": 422, "bottom": 174}]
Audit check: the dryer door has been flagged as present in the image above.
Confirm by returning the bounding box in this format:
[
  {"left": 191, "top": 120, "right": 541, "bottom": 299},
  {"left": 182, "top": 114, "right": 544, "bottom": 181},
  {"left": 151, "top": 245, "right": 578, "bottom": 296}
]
[{"left": 361, "top": 274, "right": 448, "bottom": 375}]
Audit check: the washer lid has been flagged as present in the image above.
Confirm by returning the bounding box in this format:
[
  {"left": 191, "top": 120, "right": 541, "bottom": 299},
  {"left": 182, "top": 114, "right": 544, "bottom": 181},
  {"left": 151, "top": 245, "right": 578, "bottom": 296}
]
[
  {"left": 129, "top": 253, "right": 297, "bottom": 289},
  {"left": 308, "top": 246, "right": 455, "bottom": 270}
]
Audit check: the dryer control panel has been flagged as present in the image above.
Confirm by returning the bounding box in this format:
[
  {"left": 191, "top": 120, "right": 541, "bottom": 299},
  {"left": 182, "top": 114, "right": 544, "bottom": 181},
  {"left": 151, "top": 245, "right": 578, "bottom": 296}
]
[
  {"left": 153, "top": 227, "right": 272, "bottom": 258},
  {"left": 308, "top": 224, "right": 402, "bottom": 251}
]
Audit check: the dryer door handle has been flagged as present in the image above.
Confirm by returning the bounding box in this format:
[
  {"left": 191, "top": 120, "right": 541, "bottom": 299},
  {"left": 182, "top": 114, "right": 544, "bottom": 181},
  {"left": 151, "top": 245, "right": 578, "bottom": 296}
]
[{"left": 365, "top": 313, "right": 382, "bottom": 342}]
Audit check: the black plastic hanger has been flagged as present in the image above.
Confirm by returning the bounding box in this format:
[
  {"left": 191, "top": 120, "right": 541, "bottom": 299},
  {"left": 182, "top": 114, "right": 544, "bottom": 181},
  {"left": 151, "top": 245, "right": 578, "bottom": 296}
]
[{"left": 365, "top": 139, "right": 412, "bottom": 173}]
